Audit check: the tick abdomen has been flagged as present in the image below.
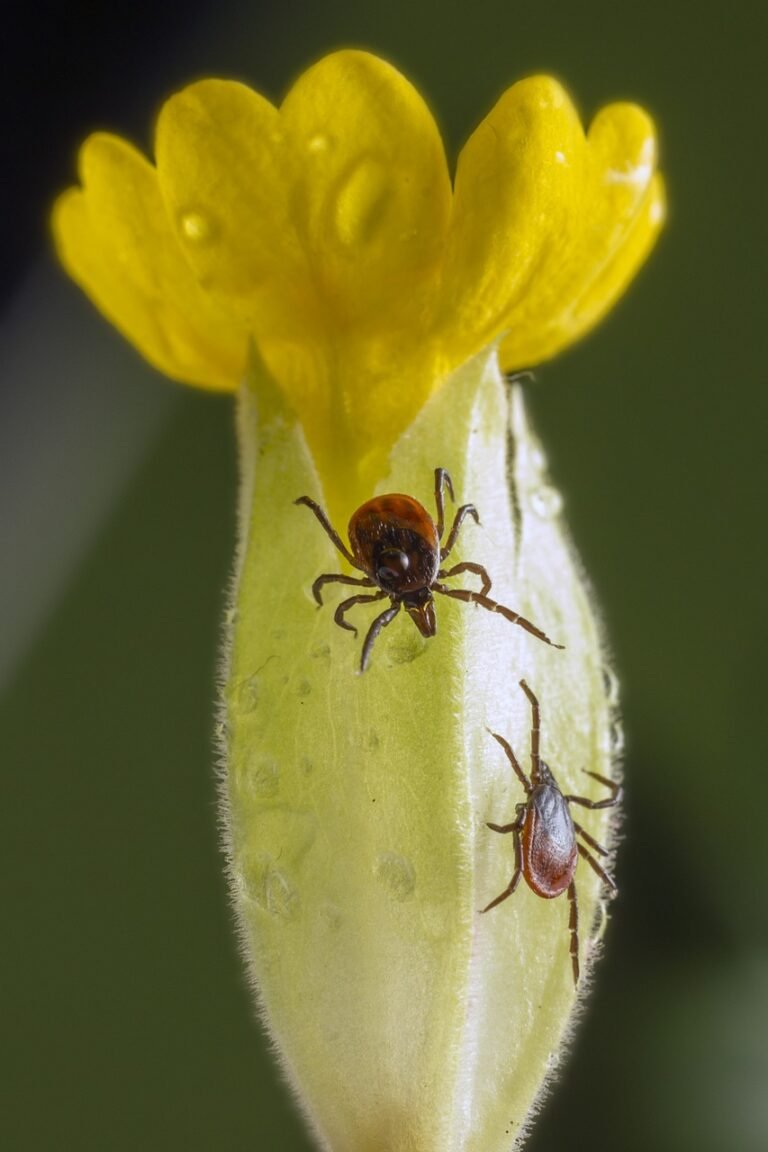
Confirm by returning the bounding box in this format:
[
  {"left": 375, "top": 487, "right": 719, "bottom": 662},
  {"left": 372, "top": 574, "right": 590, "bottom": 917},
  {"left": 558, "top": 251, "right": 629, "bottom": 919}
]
[{"left": 522, "top": 786, "right": 578, "bottom": 899}]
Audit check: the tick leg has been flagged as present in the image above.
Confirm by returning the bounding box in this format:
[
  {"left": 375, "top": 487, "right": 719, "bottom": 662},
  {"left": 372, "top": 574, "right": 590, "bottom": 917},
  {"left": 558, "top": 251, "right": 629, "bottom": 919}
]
[
  {"left": 566, "top": 771, "right": 623, "bottom": 809},
  {"left": 438, "top": 561, "right": 492, "bottom": 597},
  {"left": 434, "top": 468, "right": 455, "bottom": 540},
  {"left": 577, "top": 843, "right": 617, "bottom": 895},
  {"left": 440, "top": 504, "right": 480, "bottom": 560},
  {"left": 360, "top": 601, "right": 401, "bottom": 673},
  {"left": 334, "top": 591, "right": 387, "bottom": 638},
  {"left": 480, "top": 826, "right": 523, "bottom": 913},
  {"left": 567, "top": 880, "right": 580, "bottom": 985},
  {"left": 434, "top": 586, "right": 564, "bottom": 650},
  {"left": 519, "top": 679, "right": 542, "bottom": 777},
  {"left": 573, "top": 821, "right": 610, "bottom": 858},
  {"left": 311, "top": 572, "right": 375, "bottom": 606},
  {"left": 295, "top": 496, "right": 358, "bottom": 566},
  {"left": 488, "top": 731, "right": 531, "bottom": 793}
]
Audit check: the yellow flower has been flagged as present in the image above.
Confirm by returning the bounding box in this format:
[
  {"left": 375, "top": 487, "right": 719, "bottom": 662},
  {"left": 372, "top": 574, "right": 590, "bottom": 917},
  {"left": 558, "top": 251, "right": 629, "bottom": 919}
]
[
  {"left": 53, "top": 49, "right": 663, "bottom": 518},
  {"left": 53, "top": 50, "right": 663, "bottom": 1152}
]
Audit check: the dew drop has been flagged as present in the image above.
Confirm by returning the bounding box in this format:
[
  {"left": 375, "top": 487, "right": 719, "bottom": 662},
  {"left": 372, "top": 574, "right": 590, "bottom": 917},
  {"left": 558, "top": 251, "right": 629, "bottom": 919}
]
[
  {"left": 386, "top": 633, "right": 424, "bottom": 666},
  {"left": 601, "top": 664, "right": 621, "bottom": 706},
  {"left": 179, "top": 209, "right": 215, "bottom": 244},
  {"left": 248, "top": 756, "right": 280, "bottom": 798},
  {"left": 374, "top": 852, "right": 416, "bottom": 901},
  {"left": 307, "top": 132, "right": 333, "bottom": 154},
  {"left": 609, "top": 721, "right": 626, "bottom": 755},
  {"left": 320, "top": 901, "right": 343, "bottom": 931},
  {"left": 264, "top": 869, "right": 296, "bottom": 918},
  {"left": 530, "top": 485, "right": 563, "bottom": 519},
  {"left": 236, "top": 674, "right": 260, "bottom": 713},
  {"left": 334, "top": 159, "right": 390, "bottom": 247},
  {"left": 240, "top": 856, "right": 297, "bottom": 919}
]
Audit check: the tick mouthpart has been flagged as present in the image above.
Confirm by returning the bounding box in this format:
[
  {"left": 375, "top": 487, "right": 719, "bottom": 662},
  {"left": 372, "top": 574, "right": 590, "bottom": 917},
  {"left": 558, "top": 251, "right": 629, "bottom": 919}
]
[{"left": 404, "top": 595, "right": 437, "bottom": 638}]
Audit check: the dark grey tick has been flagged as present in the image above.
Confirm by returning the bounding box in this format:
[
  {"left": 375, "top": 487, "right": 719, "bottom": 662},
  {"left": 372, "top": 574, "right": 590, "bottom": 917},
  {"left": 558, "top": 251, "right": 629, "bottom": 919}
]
[{"left": 482, "top": 679, "right": 621, "bottom": 984}]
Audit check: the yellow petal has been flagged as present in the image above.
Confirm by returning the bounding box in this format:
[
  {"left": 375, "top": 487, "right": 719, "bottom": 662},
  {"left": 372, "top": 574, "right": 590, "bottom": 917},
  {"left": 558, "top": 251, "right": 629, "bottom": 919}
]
[
  {"left": 52, "top": 134, "right": 247, "bottom": 390},
  {"left": 500, "top": 103, "right": 665, "bottom": 368},
  {"left": 154, "top": 79, "right": 314, "bottom": 342},
  {"left": 279, "top": 49, "right": 451, "bottom": 329},
  {"left": 500, "top": 171, "right": 666, "bottom": 368},
  {"left": 437, "top": 77, "right": 585, "bottom": 366},
  {"left": 155, "top": 52, "right": 452, "bottom": 514},
  {"left": 438, "top": 79, "right": 663, "bottom": 372}
]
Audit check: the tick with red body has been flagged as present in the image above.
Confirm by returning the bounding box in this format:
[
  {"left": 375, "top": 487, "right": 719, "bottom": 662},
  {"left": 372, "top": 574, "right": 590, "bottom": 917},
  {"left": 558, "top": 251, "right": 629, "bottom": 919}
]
[{"left": 296, "top": 468, "right": 562, "bottom": 671}]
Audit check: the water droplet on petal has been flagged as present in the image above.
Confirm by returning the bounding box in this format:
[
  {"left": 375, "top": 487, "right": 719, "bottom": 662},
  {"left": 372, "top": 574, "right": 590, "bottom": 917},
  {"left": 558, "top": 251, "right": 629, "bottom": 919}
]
[
  {"left": 307, "top": 132, "right": 333, "bottom": 154},
  {"left": 334, "top": 159, "right": 390, "bottom": 247},
  {"left": 374, "top": 852, "right": 416, "bottom": 901},
  {"left": 530, "top": 485, "right": 563, "bottom": 519},
  {"left": 179, "top": 209, "right": 214, "bottom": 244}
]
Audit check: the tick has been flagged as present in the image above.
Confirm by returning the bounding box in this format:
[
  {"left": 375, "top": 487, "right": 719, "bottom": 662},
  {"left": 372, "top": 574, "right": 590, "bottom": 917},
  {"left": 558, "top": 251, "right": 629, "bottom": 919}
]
[
  {"left": 481, "top": 679, "right": 621, "bottom": 985},
  {"left": 295, "top": 468, "right": 563, "bottom": 672}
]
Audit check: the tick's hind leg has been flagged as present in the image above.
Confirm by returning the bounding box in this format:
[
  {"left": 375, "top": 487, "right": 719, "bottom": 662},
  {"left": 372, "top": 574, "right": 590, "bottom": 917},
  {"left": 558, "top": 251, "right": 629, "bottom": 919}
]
[
  {"left": 438, "top": 561, "right": 492, "bottom": 596},
  {"left": 334, "top": 591, "right": 387, "bottom": 637},
  {"left": 360, "top": 602, "right": 401, "bottom": 672},
  {"left": 295, "top": 495, "right": 357, "bottom": 565},
  {"left": 577, "top": 842, "right": 617, "bottom": 895},
  {"left": 434, "top": 585, "right": 564, "bottom": 650},
  {"left": 572, "top": 821, "right": 610, "bottom": 858},
  {"left": 481, "top": 819, "right": 523, "bottom": 912},
  {"left": 311, "top": 572, "right": 375, "bottom": 606},
  {"left": 567, "top": 880, "right": 580, "bottom": 985}
]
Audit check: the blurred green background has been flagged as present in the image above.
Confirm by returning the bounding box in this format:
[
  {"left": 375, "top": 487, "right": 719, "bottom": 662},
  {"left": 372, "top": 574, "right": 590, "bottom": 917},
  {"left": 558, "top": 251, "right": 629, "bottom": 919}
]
[{"left": 2, "top": 1, "right": 766, "bottom": 1149}]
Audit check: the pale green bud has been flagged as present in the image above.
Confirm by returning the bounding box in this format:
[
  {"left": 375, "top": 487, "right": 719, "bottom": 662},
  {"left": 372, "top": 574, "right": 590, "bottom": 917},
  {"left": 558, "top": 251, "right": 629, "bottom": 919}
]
[{"left": 222, "top": 346, "right": 620, "bottom": 1151}]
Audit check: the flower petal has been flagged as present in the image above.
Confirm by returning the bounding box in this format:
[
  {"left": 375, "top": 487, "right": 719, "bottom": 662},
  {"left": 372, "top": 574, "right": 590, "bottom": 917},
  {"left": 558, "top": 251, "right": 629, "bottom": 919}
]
[
  {"left": 154, "top": 79, "right": 315, "bottom": 342},
  {"left": 499, "top": 104, "right": 665, "bottom": 368},
  {"left": 437, "top": 77, "right": 584, "bottom": 366},
  {"left": 52, "top": 133, "right": 247, "bottom": 390},
  {"left": 438, "top": 79, "right": 663, "bottom": 372},
  {"left": 279, "top": 49, "right": 451, "bottom": 329}
]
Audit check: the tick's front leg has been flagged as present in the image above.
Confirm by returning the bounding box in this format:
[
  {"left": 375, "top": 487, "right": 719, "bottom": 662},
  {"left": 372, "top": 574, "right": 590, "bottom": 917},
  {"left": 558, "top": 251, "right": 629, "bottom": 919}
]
[{"left": 311, "top": 572, "right": 375, "bottom": 606}]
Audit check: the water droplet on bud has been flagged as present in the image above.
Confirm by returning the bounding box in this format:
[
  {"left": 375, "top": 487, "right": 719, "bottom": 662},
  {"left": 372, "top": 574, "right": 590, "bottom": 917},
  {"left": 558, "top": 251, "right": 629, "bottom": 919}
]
[{"left": 530, "top": 485, "right": 563, "bottom": 519}]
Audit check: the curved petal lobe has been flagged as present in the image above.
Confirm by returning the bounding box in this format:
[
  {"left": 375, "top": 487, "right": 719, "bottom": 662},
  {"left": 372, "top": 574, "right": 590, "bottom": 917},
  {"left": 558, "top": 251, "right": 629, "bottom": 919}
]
[{"left": 52, "top": 133, "right": 247, "bottom": 390}]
